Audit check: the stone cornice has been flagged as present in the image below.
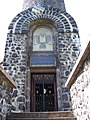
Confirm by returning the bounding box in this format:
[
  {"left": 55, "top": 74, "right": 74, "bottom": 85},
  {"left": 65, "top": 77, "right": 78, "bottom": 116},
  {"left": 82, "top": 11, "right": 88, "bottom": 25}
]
[
  {"left": 65, "top": 40, "right": 90, "bottom": 88},
  {"left": 0, "top": 66, "right": 16, "bottom": 88}
]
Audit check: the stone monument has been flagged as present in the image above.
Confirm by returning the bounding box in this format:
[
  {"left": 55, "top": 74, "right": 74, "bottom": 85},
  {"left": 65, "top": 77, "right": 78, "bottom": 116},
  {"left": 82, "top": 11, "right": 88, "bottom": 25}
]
[{"left": 3, "top": 0, "right": 81, "bottom": 112}]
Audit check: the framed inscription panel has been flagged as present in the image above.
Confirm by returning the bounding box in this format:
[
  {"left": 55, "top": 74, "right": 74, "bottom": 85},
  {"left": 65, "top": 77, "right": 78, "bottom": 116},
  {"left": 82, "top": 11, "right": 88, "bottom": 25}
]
[{"left": 33, "top": 27, "right": 53, "bottom": 51}]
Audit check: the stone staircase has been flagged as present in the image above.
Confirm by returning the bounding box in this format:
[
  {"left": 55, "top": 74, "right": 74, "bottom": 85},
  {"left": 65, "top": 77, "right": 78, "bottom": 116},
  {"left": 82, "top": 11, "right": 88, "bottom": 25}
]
[{"left": 6, "top": 111, "right": 76, "bottom": 120}]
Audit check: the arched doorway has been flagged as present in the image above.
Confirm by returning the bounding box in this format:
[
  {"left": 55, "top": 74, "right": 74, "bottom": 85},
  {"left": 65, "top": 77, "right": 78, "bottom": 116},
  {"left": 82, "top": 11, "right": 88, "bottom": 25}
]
[{"left": 28, "top": 22, "right": 58, "bottom": 111}]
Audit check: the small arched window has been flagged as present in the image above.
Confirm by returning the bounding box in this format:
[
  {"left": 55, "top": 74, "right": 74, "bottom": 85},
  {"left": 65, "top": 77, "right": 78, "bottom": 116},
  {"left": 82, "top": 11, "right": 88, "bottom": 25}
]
[{"left": 33, "top": 27, "right": 53, "bottom": 51}]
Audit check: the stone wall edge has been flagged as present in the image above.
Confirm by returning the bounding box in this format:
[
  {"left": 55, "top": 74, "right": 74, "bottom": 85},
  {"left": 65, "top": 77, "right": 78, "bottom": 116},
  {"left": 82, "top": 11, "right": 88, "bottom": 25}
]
[{"left": 65, "top": 40, "right": 90, "bottom": 88}]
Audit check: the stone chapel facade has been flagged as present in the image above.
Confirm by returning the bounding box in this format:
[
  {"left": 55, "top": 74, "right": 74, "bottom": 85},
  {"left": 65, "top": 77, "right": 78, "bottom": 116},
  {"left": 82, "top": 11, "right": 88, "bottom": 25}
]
[{"left": 3, "top": 0, "right": 81, "bottom": 112}]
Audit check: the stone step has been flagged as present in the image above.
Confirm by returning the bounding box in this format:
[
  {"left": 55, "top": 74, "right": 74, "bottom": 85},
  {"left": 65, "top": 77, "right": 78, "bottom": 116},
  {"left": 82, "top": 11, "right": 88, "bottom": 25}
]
[
  {"left": 6, "top": 117, "right": 77, "bottom": 120},
  {"left": 6, "top": 111, "right": 76, "bottom": 120},
  {"left": 7, "top": 111, "right": 74, "bottom": 118}
]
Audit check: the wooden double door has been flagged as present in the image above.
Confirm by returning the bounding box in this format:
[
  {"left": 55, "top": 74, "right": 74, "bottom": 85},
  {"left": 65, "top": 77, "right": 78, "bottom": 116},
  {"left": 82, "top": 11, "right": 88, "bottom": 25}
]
[{"left": 31, "top": 73, "right": 57, "bottom": 112}]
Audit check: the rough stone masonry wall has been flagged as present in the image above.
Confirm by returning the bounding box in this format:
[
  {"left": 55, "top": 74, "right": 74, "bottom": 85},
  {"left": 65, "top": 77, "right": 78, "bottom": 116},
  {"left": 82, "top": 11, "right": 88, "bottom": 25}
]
[
  {"left": 57, "top": 32, "right": 80, "bottom": 111},
  {"left": 0, "top": 77, "right": 13, "bottom": 120},
  {"left": 3, "top": 34, "right": 27, "bottom": 112},
  {"left": 22, "top": 0, "right": 65, "bottom": 11},
  {"left": 70, "top": 57, "right": 90, "bottom": 120}
]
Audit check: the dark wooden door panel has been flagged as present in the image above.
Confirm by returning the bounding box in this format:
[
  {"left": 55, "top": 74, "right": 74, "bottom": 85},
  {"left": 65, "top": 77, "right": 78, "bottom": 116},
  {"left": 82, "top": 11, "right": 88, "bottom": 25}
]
[{"left": 31, "top": 73, "right": 56, "bottom": 112}]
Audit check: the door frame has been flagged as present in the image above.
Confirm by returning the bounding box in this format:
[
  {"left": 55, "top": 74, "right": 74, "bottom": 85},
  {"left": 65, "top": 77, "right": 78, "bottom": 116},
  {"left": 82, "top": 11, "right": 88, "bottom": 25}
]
[{"left": 31, "top": 73, "right": 57, "bottom": 112}]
